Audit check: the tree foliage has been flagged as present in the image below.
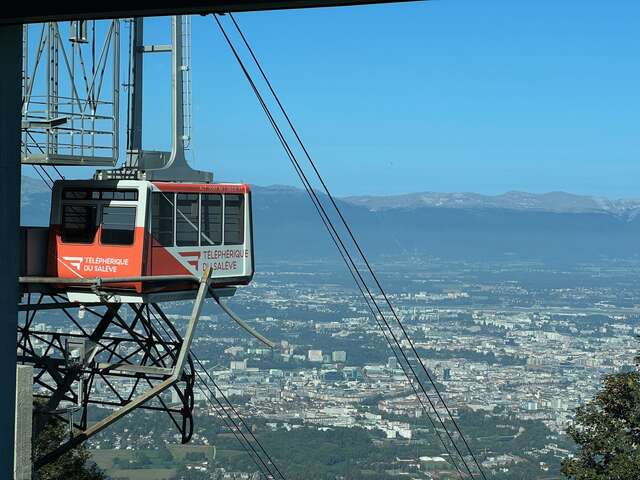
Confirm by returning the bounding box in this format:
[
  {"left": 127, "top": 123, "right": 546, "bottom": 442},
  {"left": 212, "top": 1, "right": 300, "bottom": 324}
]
[
  {"left": 561, "top": 350, "right": 640, "bottom": 480},
  {"left": 33, "top": 413, "right": 106, "bottom": 480}
]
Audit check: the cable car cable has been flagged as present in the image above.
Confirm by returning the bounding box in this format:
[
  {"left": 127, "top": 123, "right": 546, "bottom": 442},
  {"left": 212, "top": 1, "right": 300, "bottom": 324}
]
[
  {"left": 193, "top": 368, "right": 281, "bottom": 479},
  {"left": 194, "top": 377, "right": 276, "bottom": 480},
  {"left": 148, "top": 310, "right": 284, "bottom": 479},
  {"left": 230, "top": 70, "right": 464, "bottom": 476},
  {"left": 31, "top": 165, "right": 52, "bottom": 189},
  {"left": 148, "top": 309, "right": 285, "bottom": 479},
  {"left": 39, "top": 164, "right": 56, "bottom": 185},
  {"left": 212, "top": 14, "right": 476, "bottom": 478},
  {"left": 190, "top": 350, "right": 285, "bottom": 479},
  {"left": 267, "top": 123, "right": 464, "bottom": 478},
  {"left": 223, "top": 14, "right": 488, "bottom": 479},
  {"left": 331, "top": 249, "right": 466, "bottom": 479},
  {"left": 245, "top": 111, "right": 465, "bottom": 478},
  {"left": 52, "top": 165, "right": 65, "bottom": 180},
  {"left": 213, "top": 13, "right": 473, "bottom": 477}
]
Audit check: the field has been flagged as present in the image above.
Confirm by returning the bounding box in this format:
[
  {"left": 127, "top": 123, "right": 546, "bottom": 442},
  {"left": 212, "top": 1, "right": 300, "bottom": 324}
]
[{"left": 89, "top": 444, "right": 218, "bottom": 480}]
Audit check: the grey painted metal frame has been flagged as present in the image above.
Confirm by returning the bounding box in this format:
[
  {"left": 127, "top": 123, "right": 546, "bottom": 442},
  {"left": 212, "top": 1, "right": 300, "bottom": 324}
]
[
  {"left": 14, "top": 365, "right": 33, "bottom": 480},
  {"left": 21, "top": 20, "right": 120, "bottom": 166},
  {"left": 0, "top": 24, "right": 22, "bottom": 480},
  {"left": 0, "top": 1, "right": 419, "bottom": 25},
  {"left": 210, "top": 286, "right": 275, "bottom": 348},
  {"left": 19, "top": 300, "right": 182, "bottom": 456},
  {"left": 19, "top": 266, "right": 213, "bottom": 468},
  {"left": 103, "top": 15, "right": 211, "bottom": 182}
]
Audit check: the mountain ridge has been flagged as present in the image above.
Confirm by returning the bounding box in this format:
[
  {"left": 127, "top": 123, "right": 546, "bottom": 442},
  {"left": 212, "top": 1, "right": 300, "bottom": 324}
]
[
  {"left": 343, "top": 190, "right": 640, "bottom": 219},
  {"left": 22, "top": 175, "right": 640, "bottom": 217},
  {"left": 20, "top": 176, "right": 640, "bottom": 263}
]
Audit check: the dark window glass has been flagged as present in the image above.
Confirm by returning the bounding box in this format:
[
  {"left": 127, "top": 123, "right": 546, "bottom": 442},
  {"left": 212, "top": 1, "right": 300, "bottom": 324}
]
[
  {"left": 176, "top": 193, "right": 199, "bottom": 246},
  {"left": 101, "top": 206, "right": 136, "bottom": 245},
  {"left": 200, "top": 194, "right": 222, "bottom": 246},
  {"left": 62, "top": 188, "right": 138, "bottom": 201},
  {"left": 99, "top": 189, "right": 138, "bottom": 200},
  {"left": 61, "top": 204, "right": 97, "bottom": 243},
  {"left": 151, "top": 192, "right": 175, "bottom": 247},
  {"left": 224, "top": 194, "right": 244, "bottom": 245},
  {"left": 63, "top": 189, "right": 88, "bottom": 200}
]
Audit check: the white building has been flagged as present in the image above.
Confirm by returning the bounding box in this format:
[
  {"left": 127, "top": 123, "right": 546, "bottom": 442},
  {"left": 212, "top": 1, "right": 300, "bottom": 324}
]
[
  {"left": 308, "top": 350, "right": 323, "bottom": 362},
  {"left": 230, "top": 359, "right": 247, "bottom": 371},
  {"left": 332, "top": 351, "right": 347, "bottom": 362}
]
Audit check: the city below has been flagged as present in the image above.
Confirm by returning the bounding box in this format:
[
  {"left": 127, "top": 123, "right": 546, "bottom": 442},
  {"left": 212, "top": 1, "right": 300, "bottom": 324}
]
[{"left": 30, "top": 257, "right": 640, "bottom": 479}]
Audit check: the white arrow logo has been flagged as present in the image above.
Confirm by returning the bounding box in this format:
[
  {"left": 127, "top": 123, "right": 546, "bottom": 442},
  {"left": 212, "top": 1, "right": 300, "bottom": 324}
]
[{"left": 62, "top": 256, "right": 84, "bottom": 270}]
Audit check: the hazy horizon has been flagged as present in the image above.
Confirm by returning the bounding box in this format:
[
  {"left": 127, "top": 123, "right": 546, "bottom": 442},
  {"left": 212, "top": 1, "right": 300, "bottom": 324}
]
[{"left": 22, "top": 171, "right": 640, "bottom": 202}]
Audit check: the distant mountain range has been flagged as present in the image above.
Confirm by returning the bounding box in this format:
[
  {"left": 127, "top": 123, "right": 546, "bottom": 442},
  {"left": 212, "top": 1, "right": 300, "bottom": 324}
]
[
  {"left": 21, "top": 177, "right": 640, "bottom": 264},
  {"left": 345, "top": 190, "right": 640, "bottom": 219},
  {"left": 251, "top": 185, "right": 640, "bottom": 263}
]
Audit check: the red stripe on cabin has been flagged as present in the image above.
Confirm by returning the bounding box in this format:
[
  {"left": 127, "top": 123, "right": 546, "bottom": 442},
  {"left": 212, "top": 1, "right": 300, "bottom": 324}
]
[
  {"left": 149, "top": 239, "right": 192, "bottom": 276},
  {"left": 152, "top": 182, "right": 250, "bottom": 194},
  {"left": 179, "top": 251, "right": 202, "bottom": 271}
]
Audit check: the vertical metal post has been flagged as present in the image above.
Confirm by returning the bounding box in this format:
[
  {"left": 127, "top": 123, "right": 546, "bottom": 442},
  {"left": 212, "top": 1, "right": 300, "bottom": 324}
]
[
  {"left": 169, "top": 15, "right": 186, "bottom": 167},
  {"left": 0, "top": 23, "right": 22, "bottom": 480},
  {"left": 112, "top": 20, "right": 120, "bottom": 163},
  {"left": 119, "top": 15, "right": 210, "bottom": 183},
  {"left": 14, "top": 365, "right": 33, "bottom": 480},
  {"left": 126, "top": 17, "right": 144, "bottom": 166},
  {"left": 47, "top": 23, "right": 58, "bottom": 156}
]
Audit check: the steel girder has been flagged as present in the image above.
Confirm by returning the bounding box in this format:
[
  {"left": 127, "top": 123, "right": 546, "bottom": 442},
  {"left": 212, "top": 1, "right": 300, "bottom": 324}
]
[{"left": 17, "top": 291, "right": 204, "bottom": 467}]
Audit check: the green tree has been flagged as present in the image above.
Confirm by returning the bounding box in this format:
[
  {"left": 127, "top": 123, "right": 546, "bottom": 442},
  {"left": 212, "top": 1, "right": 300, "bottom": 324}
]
[
  {"left": 561, "top": 350, "right": 640, "bottom": 480},
  {"left": 33, "top": 414, "right": 106, "bottom": 480}
]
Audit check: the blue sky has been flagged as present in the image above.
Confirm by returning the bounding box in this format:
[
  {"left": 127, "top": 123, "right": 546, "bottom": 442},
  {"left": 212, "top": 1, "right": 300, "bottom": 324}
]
[{"left": 39, "top": 1, "right": 640, "bottom": 198}]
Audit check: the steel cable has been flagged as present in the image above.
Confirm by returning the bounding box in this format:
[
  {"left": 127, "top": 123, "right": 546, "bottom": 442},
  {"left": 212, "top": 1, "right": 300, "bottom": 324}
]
[{"left": 213, "top": 13, "right": 484, "bottom": 479}]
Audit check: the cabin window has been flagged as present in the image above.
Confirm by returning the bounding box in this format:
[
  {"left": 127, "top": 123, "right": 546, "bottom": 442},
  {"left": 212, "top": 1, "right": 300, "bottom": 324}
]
[
  {"left": 151, "top": 192, "right": 175, "bottom": 247},
  {"left": 176, "top": 193, "right": 199, "bottom": 246},
  {"left": 63, "top": 189, "right": 89, "bottom": 200},
  {"left": 101, "top": 206, "right": 136, "bottom": 245},
  {"left": 200, "top": 194, "right": 222, "bottom": 246},
  {"left": 100, "top": 189, "right": 138, "bottom": 201},
  {"left": 224, "top": 194, "right": 244, "bottom": 245},
  {"left": 61, "top": 204, "right": 97, "bottom": 243},
  {"left": 63, "top": 188, "right": 138, "bottom": 201}
]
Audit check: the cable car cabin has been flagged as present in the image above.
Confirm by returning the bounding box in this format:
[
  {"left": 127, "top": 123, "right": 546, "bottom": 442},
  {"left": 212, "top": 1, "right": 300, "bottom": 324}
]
[{"left": 47, "top": 180, "right": 254, "bottom": 293}]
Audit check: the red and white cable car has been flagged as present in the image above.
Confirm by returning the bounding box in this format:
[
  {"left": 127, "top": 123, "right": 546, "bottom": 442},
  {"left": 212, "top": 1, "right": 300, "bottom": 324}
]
[{"left": 46, "top": 179, "right": 254, "bottom": 293}]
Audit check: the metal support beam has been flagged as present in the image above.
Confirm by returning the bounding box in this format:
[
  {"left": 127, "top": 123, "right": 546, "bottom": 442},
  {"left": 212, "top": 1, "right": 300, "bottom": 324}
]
[
  {"left": 139, "top": 16, "right": 212, "bottom": 182},
  {"left": 33, "top": 267, "right": 212, "bottom": 469},
  {"left": 0, "top": 1, "right": 419, "bottom": 25},
  {"left": 126, "top": 17, "right": 144, "bottom": 166},
  {"left": 0, "top": 24, "right": 22, "bottom": 480},
  {"left": 14, "top": 365, "right": 33, "bottom": 480},
  {"left": 210, "top": 287, "right": 275, "bottom": 348}
]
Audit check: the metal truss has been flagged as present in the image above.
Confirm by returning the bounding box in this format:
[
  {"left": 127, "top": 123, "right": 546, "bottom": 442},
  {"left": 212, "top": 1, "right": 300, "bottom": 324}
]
[
  {"left": 17, "top": 268, "right": 213, "bottom": 468},
  {"left": 21, "top": 19, "right": 119, "bottom": 166}
]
